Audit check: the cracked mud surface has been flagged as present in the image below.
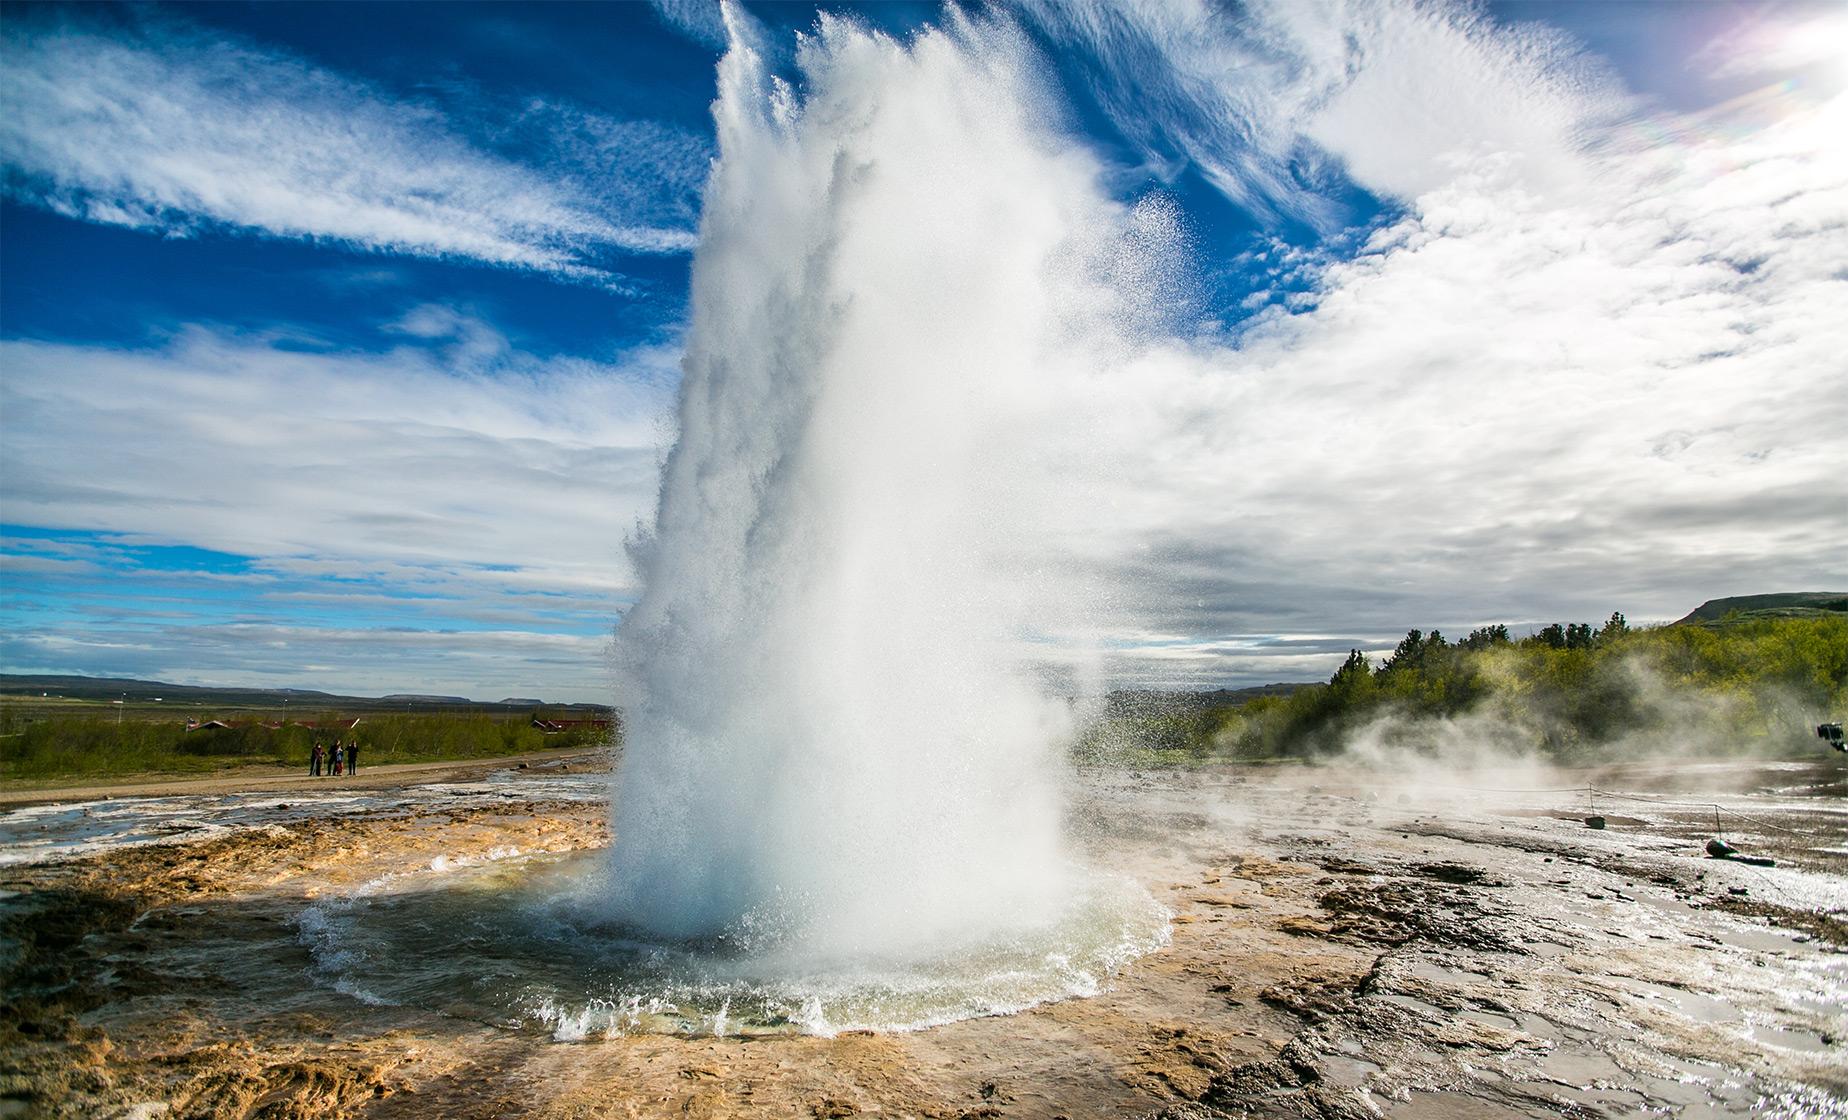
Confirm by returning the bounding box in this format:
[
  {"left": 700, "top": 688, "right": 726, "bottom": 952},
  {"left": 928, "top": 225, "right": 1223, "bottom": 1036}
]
[{"left": 2, "top": 755, "right": 1843, "bottom": 1118}]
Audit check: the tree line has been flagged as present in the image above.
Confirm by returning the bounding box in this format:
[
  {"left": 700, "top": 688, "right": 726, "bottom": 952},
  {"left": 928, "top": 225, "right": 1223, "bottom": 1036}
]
[{"left": 1082, "top": 611, "right": 1848, "bottom": 764}]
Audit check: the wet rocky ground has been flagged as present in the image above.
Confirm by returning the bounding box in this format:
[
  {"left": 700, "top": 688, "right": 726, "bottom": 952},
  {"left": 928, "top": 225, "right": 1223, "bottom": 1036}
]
[{"left": 2, "top": 754, "right": 1842, "bottom": 1118}]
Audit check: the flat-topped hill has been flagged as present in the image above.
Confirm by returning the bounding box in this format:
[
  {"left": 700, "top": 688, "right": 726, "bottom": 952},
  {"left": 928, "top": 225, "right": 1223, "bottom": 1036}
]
[{"left": 1673, "top": 592, "right": 1848, "bottom": 625}]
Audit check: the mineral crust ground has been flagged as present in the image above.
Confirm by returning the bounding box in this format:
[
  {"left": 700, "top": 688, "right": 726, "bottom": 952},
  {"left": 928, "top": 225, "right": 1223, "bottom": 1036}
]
[{"left": 3, "top": 753, "right": 1843, "bottom": 1118}]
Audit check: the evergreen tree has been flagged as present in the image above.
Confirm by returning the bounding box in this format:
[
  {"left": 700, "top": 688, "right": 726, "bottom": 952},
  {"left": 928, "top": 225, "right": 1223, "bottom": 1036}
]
[
  {"left": 1460, "top": 624, "right": 1510, "bottom": 651},
  {"left": 1330, "top": 647, "right": 1371, "bottom": 686},
  {"left": 1596, "top": 611, "right": 1629, "bottom": 644},
  {"left": 1379, "top": 629, "right": 1428, "bottom": 675}
]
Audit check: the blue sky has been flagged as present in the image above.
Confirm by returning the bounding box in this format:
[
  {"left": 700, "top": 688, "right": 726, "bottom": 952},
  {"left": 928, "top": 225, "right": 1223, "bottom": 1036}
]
[{"left": 3, "top": 1, "right": 1845, "bottom": 700}]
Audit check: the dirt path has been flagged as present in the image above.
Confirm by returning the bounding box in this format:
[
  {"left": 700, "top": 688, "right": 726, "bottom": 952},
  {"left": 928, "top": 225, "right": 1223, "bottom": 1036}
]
[{"left": 0, "top": 747, "right": 611, "bottom": 806}]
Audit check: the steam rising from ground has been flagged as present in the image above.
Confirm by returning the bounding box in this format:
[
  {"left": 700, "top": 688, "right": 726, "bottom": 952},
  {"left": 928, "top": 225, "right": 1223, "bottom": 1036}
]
[
  {"left": 606, "top": 12, "right": 1170, "bottom": 961},
  {"left": 1340, "top": 648, "right": 1839, "bottom": 780}
]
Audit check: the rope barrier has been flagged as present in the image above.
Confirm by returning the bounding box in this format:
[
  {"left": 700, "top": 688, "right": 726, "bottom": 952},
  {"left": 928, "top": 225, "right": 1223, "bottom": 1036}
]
[
  {"left": 1709, "top": 847, "right": 1801, "bottom": 906},
  {"left": 1589, "top": 787, "right": 1808, "bottom": 835},
  {"left": 1384, "top": 781, "right": 1814, "bottom": 835},
  {"left": 1406, "top": 782, "right": 1815, "bottom": 903},
  {"left": 1292, "top": 778, "right": 1823, "bottom": 842},
  {"left": 1435, "top": 784, "right": 1593, "bottom": 795},
  {"left": 1212, "top": 775, "right": 1826, "bottom": 908}
]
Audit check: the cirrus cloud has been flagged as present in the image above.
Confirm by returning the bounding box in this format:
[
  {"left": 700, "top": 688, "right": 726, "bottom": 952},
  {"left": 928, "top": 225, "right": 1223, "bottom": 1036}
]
[{"left": 0, "top": 13, "right": 708, "bottom": 278}]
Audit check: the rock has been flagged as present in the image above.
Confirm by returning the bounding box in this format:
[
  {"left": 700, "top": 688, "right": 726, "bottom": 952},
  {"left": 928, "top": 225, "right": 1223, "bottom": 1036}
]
[{"left": 1413, "top": 861, "right": 1485, "bottom": 884}]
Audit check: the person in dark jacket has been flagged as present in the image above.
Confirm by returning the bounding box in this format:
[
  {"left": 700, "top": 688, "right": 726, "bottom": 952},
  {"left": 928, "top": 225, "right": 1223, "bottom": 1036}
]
[
  {"left": 310, "top": 740, "right": 324, "bottom": 777},
  {"left": 346, "top": 739, "right": 360, "bottom": 775},
  {"left": 331, "top": 741, "right": 344, "bottom": 776}
]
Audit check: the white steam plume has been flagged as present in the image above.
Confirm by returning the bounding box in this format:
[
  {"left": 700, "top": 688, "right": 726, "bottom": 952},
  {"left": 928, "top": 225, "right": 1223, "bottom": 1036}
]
[{"left": 605, "top": 10, "right": 1171, "bottom": 960}]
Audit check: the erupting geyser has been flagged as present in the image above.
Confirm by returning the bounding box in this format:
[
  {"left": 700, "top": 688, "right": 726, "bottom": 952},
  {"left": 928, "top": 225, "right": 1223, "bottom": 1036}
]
[
  {"left": 596, "top": 8, "right": 1177, "bottom": 1023},
  {"left": 299, "top": 11, "right": 1174, "bottom": 1039}
]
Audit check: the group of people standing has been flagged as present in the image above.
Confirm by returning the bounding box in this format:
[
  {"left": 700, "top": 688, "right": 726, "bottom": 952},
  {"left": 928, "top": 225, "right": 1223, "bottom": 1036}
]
[{"left": 310, "top": 739, "right": 361, "bottom": 777}]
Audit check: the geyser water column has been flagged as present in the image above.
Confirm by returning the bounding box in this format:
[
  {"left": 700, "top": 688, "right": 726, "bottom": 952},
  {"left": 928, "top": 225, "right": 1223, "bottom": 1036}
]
[
  {"left": 292, "top": 10, "right": 1175, "bottom": 1041},
  {"left": 608, "top": 11, "right": 1165, "bottom": 966}
]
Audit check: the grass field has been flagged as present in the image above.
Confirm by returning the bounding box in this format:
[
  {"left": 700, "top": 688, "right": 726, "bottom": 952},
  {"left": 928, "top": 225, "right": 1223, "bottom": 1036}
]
[{"left": 0, "top": 696, "right": 613, "bottom": 781}]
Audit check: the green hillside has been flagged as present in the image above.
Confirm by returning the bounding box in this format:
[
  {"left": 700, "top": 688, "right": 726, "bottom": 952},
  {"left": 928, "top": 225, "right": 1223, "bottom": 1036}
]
[
  {"left": 0, "top": 675, "right": 616, "bottom": 781},
  {"left": 1674, "top": 592, "right": 1848, "bottom": 625},
  {"left": 1085, "top": 603, "right": 1848, "bottom": 765}
]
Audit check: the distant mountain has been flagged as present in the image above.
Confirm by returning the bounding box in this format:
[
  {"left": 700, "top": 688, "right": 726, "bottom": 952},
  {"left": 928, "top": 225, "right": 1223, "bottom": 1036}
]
[
  {"left": 498, "top": 698, "right": 545, "bottom": 706},
  {"left": 0, "top": 674, "right": 605, "bottom": 712},
  {"left": 1673, "top": 592, "right": 1848, "bottom": 625},
  {"left": 0, "top": 674, "right": 341, "bottom": 703}
]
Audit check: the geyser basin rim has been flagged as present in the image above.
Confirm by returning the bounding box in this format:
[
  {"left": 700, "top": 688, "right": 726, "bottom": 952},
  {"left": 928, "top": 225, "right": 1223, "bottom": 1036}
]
[{"left": 298, "top": 848, "right": 1171, "bottom": 1038}]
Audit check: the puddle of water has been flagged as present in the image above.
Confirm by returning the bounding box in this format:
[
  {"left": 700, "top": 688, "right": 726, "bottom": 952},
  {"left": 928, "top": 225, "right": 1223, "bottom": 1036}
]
[
  {"left": 1710, "top": 924, "right": 1804, "bottom": 955},
  {"left": 1746, "top": 1022, "right": 1832, "bottom": 1054},
  {"left": 1458, "top": 1008, "right": 1519, "bottom": 1031},
  {"left": 1377, "top": 992, "right": 1450, "bottom": 1018},
  {"left": 1317, "top": 1053, "right": 1382, "bottom": 1089},
  {"left": 1384, "top": 1089, "right": 1508, "bottom": 1119},
  {"left": 1530, "top": 1041, "right": 1636, "bottom": 1091},
  {"left": 1617, "top": 977, "right": 1742, "bottom": 1025},
  {"left": 1405, "top": 958, "right": 1489, "bottom": 987}
]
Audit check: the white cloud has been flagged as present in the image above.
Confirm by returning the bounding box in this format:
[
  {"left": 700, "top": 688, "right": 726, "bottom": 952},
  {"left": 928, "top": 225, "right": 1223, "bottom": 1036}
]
[
  {"left": 1280, "top": 0, "right": 1625, "bottom": 202},
  {"left": 0, "top": 15, "right": 705, "bottom": 275},
  {"left": 0, "top": 322, "right": 676, "bottom": 593},
  {"left": 1022, "top": 0, "right": 1629, "bottom": 219},
  {"left": 1071, "top": 87, "right": 1848, "bottom": 683},
  {"left": 0, "top": 319, "right": 679, "bottom": 697},
  {"left": 0, "top": 619, "right": 612, "bottom": 700},
  {"left": 1018, "top": 0, "right": 1343, "bottom": 226},
  {"left": 1694, "top": 6, "right": 1848, "bottom": 82}
]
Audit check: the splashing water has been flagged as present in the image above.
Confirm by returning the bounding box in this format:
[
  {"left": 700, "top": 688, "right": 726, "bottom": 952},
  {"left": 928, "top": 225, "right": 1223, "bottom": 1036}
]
[
  {"left": 607, "top": 10, "right": 1171, "bottom": 962},
  {"left": 300, "top": 848, "right": 1169, "bottom": 1038}
]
